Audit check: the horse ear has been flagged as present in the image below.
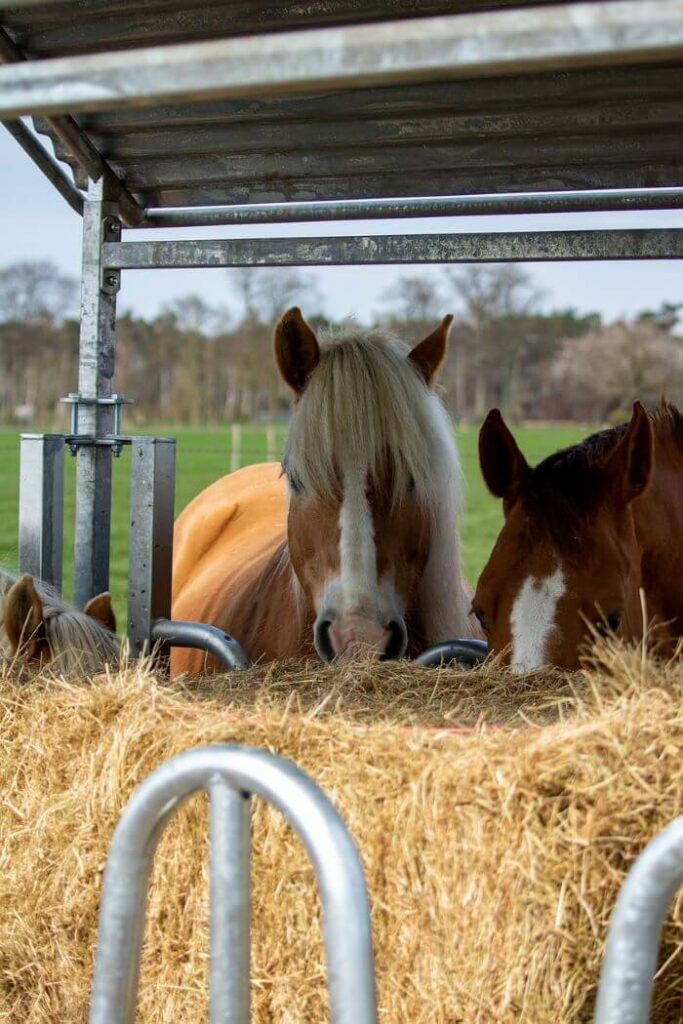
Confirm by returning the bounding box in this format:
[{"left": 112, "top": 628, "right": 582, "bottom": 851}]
[
  {"left": 408, "top": 314, "right": 453, "bottom": 386},
  {"left": 479, "top": 408, "right": 529, "bottom": 505},
  {"left": 274, "top": 307, "right": 320, "bottom": 396},
  {"left": 605, "top": 401, "right": 654, "bottom": 504},
  {"left": 83, "top": 592, "right": 117, "bottom": 633},
  {"left": 4, "top": 574, "right": 47, "bottom": 659}
]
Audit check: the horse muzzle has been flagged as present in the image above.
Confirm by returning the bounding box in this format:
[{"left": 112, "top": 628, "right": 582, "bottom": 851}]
[{"left": 314, "top": 612, "right": 408, "bottom": 663}]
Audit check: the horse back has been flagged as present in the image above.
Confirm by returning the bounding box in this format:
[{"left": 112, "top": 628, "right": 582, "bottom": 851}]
[{"left": 171, "top": 463, "right": 288, "bottom": 672}]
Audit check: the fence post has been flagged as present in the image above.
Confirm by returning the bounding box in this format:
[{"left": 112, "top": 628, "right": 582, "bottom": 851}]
[{"left": 230, "top": 423, "right": 241, "bottom": 472}]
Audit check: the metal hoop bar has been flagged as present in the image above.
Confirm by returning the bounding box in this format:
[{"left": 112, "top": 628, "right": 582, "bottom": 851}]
[
  {"left": 209, "top": 780, "right": 251, "bottom": 1024},
  {"left": 88, "top": 745, "right": 377, "bottom": 1024},
  {"left": 414, "top": 640, "right": 489, "bottom": 668},
  {"left": 593, "top": 815, "right": 683, "bottom": 1024},
  {"left": 150, "top": 618, "right": 250, "bottom": 671}
]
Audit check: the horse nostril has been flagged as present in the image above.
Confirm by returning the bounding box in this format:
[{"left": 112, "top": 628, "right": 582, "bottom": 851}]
[
  {"left": 314, "top": 617, "right": 335, "bottom": 663},
  {"left": 382, "top": 619, "right": 408, "bottom": 660}
]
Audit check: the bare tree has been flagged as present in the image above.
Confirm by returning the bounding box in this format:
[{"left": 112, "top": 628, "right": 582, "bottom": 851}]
[
  {"left": 551, "top": 320, "right": 683, "bottom": 421},
  {"left": 443, "top": 265, "right": 542, "bottom": 417},
  {"left": 226, "top": 268, "right": 323, "bottom": 325},
  {"left": 378, "top": 272, "right": 445, "bottom": 323},
  {"left": 0, "top": 261, "right": 77, "bottom": 324}
]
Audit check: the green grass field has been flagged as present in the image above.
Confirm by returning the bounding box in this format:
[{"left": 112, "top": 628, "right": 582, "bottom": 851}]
[{"left": 0, "top": 422, "right": 589, "bottom": 618}]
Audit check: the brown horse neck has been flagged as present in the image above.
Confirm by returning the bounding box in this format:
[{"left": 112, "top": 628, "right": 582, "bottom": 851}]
[
  {"left": 632, "top": 425, "right": 683, "bottom": 645},
  {"left": 235, "top": 541, "right": 316, "bottom": 662}
]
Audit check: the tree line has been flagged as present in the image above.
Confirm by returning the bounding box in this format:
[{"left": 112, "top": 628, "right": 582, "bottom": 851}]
[{"left": 0, "top": 260, "right": 680, "bottom": 426}]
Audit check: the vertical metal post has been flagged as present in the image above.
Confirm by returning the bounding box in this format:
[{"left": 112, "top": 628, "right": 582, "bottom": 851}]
[
  {"left": 18, "top": 433, "right": 65, "bottom": 590},
  {"left": 74, "top": 176, "right": 120, "bottom": 607},
  {"left": 128, "top": 437, "right": 176, "bottom": 656},
  {"left": 594, "top": 815, "right": 683, "bottom": 1024},
  {"left": 209, "top": 780, "right": 251, "bottom": 1024}
]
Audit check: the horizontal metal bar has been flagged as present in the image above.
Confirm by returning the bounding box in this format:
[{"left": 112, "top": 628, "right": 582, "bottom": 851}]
[
  {"left": 151, "top": 618, "right": 250, "bottom": 671},
  {"left": 141, "top": 188, "right": 683, "bottom": 228},
  {"left": 1, "top": 1, "right": 682, "bottom": 119},
  {"left": 414, "top": 640, "right": 489, "bottom": 668},
  {"left": 0, "top": 26, "right": 144, "bottom": 225},
  {"left": 104, "top": 230, "right": 683, "bottom": 269},
  {"left": 1, "top": 118, "right": 83, "bottom": 214}
]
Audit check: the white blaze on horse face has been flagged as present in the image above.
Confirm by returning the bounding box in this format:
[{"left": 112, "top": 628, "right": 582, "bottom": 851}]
[
  {"left": 319, "top": 468, "right": 398, "bottom": 627},
  {"left": 510, "top": 566, "right": 566, "bottom": 673}
]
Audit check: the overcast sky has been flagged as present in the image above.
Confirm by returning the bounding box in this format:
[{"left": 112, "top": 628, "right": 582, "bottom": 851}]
[{"left": 2, "top": 126, "right": 682, "bottom": 324}]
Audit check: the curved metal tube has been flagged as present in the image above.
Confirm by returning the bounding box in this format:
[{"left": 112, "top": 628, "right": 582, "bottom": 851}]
[
  {"left": 593, "top": 815, "right": 683, "bottom": 1024},
  {"left": 89, "top": 745, "right": 377, "bottom": 1024},
  {"left": 151, "top": 617, "right": 250, "bottom": 670},
  {"left": 414, "top": 639, "right": 489, "bottom": 668}
]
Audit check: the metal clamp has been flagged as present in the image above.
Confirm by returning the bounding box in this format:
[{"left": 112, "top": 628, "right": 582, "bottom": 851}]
[
  {"left": 88, "top": 745, "right": 378, "bottom": 1024},
  {"left": 414, "top": 639, "right": 489, "bottom": 668},
  {"left": 61, "top": 392, "right": 134, "bottom": 455}
]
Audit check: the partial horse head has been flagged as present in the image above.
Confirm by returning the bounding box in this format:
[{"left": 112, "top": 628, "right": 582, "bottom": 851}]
[
  {"left": 472, "top": 403, "right": 654, "bottom": 672},
  {"left": 274, "top": 307, "right": 473, "bottom": 662},
  {"left": 0, "top": 571, "right": 120, "bottom": 674}
]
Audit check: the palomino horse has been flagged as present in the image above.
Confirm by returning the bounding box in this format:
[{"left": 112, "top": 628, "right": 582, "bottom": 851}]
[
  {"left": 472, "top": 402, "right": 683, "bottom": 671},
  {"left": 172, "top": 307, "right": 481, "bottom": 673},
  {"left": 0, "top": 570, "right": 119, "bottom": 673}
]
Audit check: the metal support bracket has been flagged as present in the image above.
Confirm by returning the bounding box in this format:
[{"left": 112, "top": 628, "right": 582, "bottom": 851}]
[{"left": 18, "top": 433, "right": 65, "bottom": 591}]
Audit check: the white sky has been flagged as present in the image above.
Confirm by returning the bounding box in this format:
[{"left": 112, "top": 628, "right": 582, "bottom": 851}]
[{"left": 2, "top": 127, "right": 682, "bottom": 323}]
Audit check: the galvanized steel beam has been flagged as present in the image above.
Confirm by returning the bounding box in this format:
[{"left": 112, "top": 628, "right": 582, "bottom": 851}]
[
  {"left": 0, "top": 25, "right": 143, "bottom": 224},
  {"left": 0, "top": 2, "right": 682, "bottom": 119},
  {"left": 1, "top": 120, "right": 83, "bottom": 214},
  {"left": 73, "top": 177, "right": 119, "bottom": 608},
  {"left": 127, "top": 436, "right": 175, "bottom": 657},
  {"left": 103, "top": 230, "right": 683, "bottom": 269}
]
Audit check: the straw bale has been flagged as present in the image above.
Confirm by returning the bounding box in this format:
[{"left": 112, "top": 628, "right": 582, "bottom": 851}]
[{"left": 0, "top": 644, "right": 681, "bottom": 1023}]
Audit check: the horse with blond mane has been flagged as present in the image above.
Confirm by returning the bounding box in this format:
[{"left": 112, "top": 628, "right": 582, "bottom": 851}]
[
  {"left": 172, "top": 308, "right": 481, "bottom": 673},
  {"left": 0, "top": 570, "right": 119, "bottom": 673}
]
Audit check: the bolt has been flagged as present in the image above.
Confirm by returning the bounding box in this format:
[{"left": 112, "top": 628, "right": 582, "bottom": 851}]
[{"left": 106, "top": 274, "right": 118, "bottom": 287}]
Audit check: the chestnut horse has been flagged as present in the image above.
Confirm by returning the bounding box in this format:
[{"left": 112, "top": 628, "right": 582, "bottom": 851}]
[
  {"left": 172, "top": 307, "right": 481, "bottom": 673},
  {"left": 472, "top": 402, "right": 683, "bottom": 671},
  {"left": 0, "top": 569, "right": 119, "bottom": 673}
]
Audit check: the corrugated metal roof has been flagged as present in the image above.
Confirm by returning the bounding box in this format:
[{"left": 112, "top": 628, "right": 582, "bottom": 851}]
[{"left": 1, "top": 1, "right": 682, "bottom": 212}]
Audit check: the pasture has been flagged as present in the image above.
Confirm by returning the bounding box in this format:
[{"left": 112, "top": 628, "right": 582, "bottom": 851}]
[{"left": 0, "top": 422, "right": 589, "bottom": 614}]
